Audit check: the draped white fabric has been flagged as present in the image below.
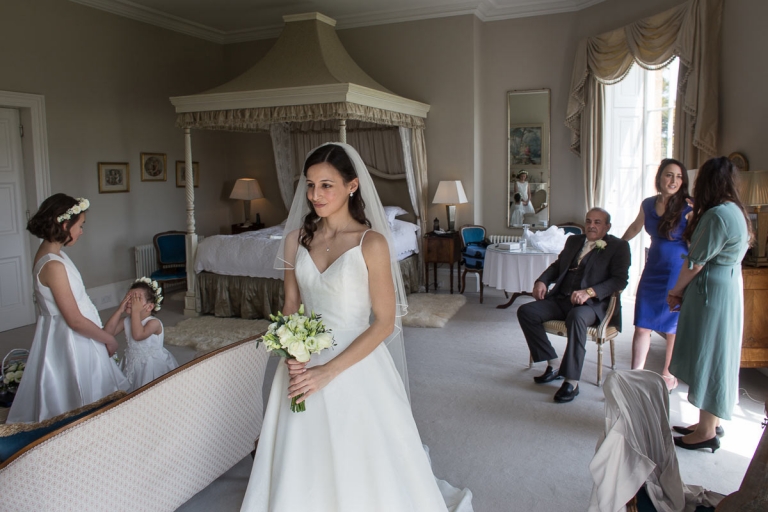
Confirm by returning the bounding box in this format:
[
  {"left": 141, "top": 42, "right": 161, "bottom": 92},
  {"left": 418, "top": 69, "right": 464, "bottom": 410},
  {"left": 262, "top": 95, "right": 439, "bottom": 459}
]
[
  {"left": 588, "top": 370, "right": 723, "bottom": 512},
  {"left": 269, "top": 123, "right": 295, "bottom": 210}
]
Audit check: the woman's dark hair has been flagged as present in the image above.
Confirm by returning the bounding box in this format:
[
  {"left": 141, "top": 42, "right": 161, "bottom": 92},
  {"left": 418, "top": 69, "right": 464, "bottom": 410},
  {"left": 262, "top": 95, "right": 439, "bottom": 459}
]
[
  {"left": 300, "top": 144, "right": 370, "bottom": 250},
  {"left": 683, "top": 156, "right": 753, "bottom": 244},
  {"left": 130, "top": 282, "right": 157, "bottom": 307},
  {"left": 27, "top": 193, "right": 83, "bottom": 244},
  {"left": 655, "top": 158, "right": 690, "bottom": 240}
]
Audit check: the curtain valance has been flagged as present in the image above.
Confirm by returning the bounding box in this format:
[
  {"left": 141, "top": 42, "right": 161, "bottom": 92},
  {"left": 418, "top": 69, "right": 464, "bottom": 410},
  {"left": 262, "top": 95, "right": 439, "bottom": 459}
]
[
  {"left": 176, "top": 102, "right": 426, "bottom": 132},
  {"left": 566, "top": 0, "right": 723, "bottom": 162}
]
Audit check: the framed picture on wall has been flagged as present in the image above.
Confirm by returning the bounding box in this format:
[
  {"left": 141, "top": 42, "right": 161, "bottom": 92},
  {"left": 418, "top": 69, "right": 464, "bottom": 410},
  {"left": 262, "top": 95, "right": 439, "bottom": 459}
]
[
  {"left": 176, "top": 161, "right": 200, "bottom": 188},
  {"left": 98, "top": 162, "right": 130, "bottom": 193},
  {"left": 508, "top": 124, "right": 543, "bottom": 167},
  {"left": 140, "top": 152, "right": 167, "bottom": 181}
]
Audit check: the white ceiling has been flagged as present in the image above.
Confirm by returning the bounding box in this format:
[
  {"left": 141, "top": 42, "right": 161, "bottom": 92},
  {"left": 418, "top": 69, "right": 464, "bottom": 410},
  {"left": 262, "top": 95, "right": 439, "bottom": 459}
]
[{"left": 70, "top": 0, "right": 606, "bottom": 43}]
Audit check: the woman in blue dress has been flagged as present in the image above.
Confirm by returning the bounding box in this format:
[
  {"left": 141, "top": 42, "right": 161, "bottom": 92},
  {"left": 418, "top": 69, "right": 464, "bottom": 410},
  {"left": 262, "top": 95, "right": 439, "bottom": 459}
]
[{"left": 622, "top": 159, "right": 692, "bottom": 391}]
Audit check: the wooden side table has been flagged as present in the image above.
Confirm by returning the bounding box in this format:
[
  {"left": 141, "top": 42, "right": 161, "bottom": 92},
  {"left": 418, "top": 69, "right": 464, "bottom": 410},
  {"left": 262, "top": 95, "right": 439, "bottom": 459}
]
[
  {"left": 424, "top": 231, "right": 462, "bottom": 293},
  {"left": 742, "top": 266, "right": 768, "bottom": 368},
  {"left": 231, "top": 222, "right": 265, "bottom": 234}
]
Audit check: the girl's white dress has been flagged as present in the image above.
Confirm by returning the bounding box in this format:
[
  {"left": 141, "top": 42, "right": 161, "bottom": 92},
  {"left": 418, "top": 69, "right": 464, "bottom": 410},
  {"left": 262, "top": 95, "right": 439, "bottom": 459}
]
[
  {"left": 122, "top": 316, "right": 178, "bottom": 393},
  {"left": 8, "top": 252, "right": 129, "bottom": 423},
  {"left": 515, "top": 181, "right": 536, "bottom": 214},
  {"left": 510, "top": 203, "right": 526, "bottom": 225},
  {"left": 241, "top": 235, "right": 472, "bottom": 512}
]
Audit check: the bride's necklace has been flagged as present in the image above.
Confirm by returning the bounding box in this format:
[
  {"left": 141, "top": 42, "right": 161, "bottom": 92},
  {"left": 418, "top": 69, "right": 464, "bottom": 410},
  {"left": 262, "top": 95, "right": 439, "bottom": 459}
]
[{"left": 323, "top": 217, "right": 354, "bottom": 252}]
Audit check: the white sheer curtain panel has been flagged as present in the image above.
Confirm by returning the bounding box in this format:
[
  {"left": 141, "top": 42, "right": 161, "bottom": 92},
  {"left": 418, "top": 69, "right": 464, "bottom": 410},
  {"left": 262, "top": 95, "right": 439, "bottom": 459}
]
[{"left": 270, "top": 123, "right": 296, "bottom": 210}]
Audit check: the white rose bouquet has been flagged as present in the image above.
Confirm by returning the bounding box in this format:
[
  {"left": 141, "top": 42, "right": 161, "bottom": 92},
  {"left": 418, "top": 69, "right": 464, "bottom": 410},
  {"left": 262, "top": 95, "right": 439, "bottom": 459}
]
[
  {"left": 260, "top": 304, "right": 335, "bottom": 412},
  {"left": 2, "top": 361, "right": 25, "bottom": 392}
]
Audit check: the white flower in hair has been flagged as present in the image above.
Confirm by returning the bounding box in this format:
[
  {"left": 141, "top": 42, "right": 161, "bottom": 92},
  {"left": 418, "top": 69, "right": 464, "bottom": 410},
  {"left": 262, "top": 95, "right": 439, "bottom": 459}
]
[
  {"left": 56, "top": 197, "right": 90, "bottom": 223},
  {"left": 134, "top": 276, "right": 164, "bottom": 312}
]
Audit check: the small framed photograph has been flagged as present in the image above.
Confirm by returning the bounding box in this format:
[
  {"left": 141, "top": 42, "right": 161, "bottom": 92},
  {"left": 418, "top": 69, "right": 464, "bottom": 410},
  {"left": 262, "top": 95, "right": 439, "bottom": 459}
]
[
  {"left": 98, "top": 163, "right": 130, "bottom": 193},
  {"left": 140, "top": 152, "right": 167, "bottom": 181},
  {"left": 176, "top": 161, "right": 200, "bottom": 188}
]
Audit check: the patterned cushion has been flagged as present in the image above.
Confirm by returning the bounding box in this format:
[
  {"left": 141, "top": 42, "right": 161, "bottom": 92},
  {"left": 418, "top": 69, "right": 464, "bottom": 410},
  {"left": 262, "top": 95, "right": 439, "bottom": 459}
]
[
  {"left": 0, "top": 339, "right": 269, "bottom": 511},
  {"left": 543, "top": 320, "right": 619, "bottom": 340}
]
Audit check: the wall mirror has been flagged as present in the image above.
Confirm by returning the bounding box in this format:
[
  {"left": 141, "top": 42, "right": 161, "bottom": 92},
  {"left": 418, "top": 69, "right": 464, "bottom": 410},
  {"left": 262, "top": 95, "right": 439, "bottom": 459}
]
[{"left": 507, "top": 89, "right": 550, "bottom": 229}]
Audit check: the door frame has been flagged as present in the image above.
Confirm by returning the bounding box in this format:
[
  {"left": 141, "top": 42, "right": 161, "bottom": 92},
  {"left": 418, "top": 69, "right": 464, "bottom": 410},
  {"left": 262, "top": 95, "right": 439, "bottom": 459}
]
[{"left": 0, "top": 91, "right": 51, "bottom": 206}]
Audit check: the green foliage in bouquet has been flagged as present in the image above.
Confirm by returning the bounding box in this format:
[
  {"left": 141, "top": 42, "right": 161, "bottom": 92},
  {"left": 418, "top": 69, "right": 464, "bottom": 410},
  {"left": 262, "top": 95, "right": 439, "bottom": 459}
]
[
  {"left": 259, "top": 304, "right": 335, "bottom": 412},
  {"left": 2, "top": 362, "right": 25, "bottom": 392}
]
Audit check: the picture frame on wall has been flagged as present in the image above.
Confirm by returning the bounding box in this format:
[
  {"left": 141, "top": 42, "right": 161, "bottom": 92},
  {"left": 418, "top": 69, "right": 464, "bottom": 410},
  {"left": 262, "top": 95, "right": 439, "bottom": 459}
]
[
  {"left": 98, "top": 162, "right": 130, "bottom": 193},
  {"left": 176, "top": 161, "right": 200, "bottom": 188},
  {"left": 140, "top": 152, "right": 167, "bottom": 181},
  {"left": 509, "top": 124, "right": 543, "bottom": 167}
]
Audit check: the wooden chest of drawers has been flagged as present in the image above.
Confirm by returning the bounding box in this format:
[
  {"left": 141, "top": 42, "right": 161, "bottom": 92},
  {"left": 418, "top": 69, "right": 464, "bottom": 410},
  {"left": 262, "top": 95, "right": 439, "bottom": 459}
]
[{"left": 742, "top": 267, "right": 768, "bottom": 368}]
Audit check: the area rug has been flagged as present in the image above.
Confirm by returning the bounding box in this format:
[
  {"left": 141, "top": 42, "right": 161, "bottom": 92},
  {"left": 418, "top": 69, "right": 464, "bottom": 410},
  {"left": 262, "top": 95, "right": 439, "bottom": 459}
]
[
  {"left": 164, "top": 316, "right": 270, "bottom": 355},
  {"left": 402, "top": 293, "right": 467, "bottom": 328}
]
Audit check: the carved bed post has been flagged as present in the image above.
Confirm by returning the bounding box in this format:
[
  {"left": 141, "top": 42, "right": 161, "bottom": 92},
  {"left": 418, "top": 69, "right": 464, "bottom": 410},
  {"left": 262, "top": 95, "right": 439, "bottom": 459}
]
[
  {"left": 339, "top": 119, "right": 347, "bottom": 143},
  {"left": 183, "top": 127, "right": 200, "bottom": 317}
]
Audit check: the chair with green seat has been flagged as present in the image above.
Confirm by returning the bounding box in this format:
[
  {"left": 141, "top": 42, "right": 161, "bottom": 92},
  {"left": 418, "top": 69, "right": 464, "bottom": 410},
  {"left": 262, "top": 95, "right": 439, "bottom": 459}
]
[
  {"left": 151, "top": 231, "right": 187, "bottom": 289},
  {"left": 459, "top": 225, "right": 487, "bottom": 303}
]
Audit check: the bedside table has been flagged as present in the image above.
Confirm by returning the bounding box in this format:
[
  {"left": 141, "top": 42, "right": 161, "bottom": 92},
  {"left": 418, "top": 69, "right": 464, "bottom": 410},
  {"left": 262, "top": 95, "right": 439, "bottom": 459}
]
[
  {"left": 424, "top": 231, "right": 462, "bottom": 293},
  {"left": 231, "top": 222, "right": 264, "bottom": 234}
]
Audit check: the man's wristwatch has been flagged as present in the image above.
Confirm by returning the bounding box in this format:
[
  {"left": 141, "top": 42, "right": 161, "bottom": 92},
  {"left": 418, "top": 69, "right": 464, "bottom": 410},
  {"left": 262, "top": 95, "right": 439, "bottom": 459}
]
[{"left": 585, "top": 287, "right": 596, "bottom": 298}]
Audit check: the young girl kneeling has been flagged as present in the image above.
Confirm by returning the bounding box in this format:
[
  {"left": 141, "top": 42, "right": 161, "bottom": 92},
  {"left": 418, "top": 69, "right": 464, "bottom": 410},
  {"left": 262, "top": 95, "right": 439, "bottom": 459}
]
[{"left": 105, "top": 279, "right": 178, "bottom": 393}]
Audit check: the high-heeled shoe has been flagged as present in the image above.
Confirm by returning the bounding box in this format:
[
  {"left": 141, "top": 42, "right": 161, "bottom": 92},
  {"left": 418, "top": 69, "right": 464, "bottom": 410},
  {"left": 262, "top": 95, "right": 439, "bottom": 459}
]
[
  {"left": 673, "top": 425, "right": 725, "bottom": 437},
  {"left": 673, "top": 435, "right": 720, "bottom": 453}
]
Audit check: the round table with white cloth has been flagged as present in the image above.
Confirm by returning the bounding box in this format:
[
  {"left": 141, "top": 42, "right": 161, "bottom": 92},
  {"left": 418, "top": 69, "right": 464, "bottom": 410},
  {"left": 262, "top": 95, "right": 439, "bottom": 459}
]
[{"left": 482, "top": 244, "right": 558, "bottom": 309}]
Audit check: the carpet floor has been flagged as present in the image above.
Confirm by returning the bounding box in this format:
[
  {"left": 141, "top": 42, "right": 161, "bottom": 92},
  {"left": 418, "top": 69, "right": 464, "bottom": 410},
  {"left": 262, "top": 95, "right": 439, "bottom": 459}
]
[
  {"left": 402, "top": 293, "right": 467, "bottom": 328},
  {"left": 164, "top": 316, "right": 270, "bottom": 355}
]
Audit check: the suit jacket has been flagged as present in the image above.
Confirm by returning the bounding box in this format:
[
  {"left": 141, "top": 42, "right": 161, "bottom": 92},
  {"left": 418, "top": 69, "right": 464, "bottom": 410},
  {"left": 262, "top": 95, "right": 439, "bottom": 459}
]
[{"left": 536, "top": 234, "right": 631, "bottom": 330}]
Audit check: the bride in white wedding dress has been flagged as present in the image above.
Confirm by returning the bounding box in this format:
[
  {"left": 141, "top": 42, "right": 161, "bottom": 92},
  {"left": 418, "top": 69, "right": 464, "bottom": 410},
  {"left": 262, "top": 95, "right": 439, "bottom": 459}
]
[{"left": 241, "top": 143, "right": 472, "bottom": 512}]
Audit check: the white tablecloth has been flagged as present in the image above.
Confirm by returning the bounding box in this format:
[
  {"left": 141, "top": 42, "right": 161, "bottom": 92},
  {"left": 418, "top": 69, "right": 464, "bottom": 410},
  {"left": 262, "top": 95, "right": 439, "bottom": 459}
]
[{"left": 482, "top": 245, "right": 558, "bottom": 293}]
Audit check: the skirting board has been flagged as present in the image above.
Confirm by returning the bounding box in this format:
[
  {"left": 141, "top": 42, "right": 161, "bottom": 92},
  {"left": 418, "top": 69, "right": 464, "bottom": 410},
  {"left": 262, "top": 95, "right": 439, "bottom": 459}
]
[{"left": 86, "top": 279, "right": 134, "bottom": 311}]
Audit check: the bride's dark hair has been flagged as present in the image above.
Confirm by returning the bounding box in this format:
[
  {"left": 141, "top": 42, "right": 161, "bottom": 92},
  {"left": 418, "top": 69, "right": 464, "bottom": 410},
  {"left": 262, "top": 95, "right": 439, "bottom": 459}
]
[{"left": 300, "top": 144, "right": 371, "bottom": 250}]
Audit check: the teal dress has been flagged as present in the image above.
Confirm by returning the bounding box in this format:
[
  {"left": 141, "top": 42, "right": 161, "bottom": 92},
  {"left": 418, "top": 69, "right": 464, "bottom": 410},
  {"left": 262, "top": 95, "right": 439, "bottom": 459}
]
[{"left": 670, "top": 202, "right": 749, "bottom": 420}]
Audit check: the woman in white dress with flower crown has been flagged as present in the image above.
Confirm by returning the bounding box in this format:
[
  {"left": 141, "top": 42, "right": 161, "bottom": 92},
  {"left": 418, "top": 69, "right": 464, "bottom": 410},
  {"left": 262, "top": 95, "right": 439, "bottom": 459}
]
[
  {"left": 8, "top": 194, "right": 129, "bottom": 424},
  {"left": 241, "top": 144, "right": 472, "bottom": 512}
]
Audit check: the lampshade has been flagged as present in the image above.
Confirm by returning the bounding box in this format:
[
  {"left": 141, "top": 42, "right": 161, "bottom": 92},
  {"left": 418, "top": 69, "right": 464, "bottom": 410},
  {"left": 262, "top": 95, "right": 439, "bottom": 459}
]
[
  {"left": 229, "top": 178, "right": 264, "bottom": 200},
  {"left": 432, "top": 180, "right": 468, "bottom": 204},
  {"left": 738, "top": 170, "right": 768, "bottom": 206}
]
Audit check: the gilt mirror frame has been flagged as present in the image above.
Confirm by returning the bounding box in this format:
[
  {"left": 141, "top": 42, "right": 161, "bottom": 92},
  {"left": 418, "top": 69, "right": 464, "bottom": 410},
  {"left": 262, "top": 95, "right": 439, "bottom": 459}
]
[{"left": 507, "top": 88, "right": 550, "bottom": 230}]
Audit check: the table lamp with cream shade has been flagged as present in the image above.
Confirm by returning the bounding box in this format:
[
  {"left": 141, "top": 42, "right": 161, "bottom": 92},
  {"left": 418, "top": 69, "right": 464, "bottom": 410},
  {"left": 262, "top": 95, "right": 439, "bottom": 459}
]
[
  {"left": 432, "top": 180, "right": 468, "bottom": 232},
  {"left": 230, "top": 178, "right": 264, "bottom": 227},
  {"left": 739, "top": 170, "right": 768, "bottom": 267}
]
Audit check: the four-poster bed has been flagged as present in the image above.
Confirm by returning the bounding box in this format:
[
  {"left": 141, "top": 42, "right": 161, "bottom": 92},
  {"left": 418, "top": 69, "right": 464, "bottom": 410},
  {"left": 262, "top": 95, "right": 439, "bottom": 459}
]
[{"left": 169, "top": 12, "right": 431, "bottom": 317}]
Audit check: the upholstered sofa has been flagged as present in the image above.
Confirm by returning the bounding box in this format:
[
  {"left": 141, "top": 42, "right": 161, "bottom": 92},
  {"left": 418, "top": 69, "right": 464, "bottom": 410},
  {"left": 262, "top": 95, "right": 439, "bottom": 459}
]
[{"left": 0, "top": 337, "right": 269, "bottom": 512}]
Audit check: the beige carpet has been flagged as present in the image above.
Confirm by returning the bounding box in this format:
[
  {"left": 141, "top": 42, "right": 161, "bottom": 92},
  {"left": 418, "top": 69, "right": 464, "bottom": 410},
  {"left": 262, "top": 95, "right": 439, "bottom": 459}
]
[
  {"left": 402, "top": 293, "right": 467, "bottom": 328},
  {"left": 164, "top": 316, "right": 270, "bottom": 355}
]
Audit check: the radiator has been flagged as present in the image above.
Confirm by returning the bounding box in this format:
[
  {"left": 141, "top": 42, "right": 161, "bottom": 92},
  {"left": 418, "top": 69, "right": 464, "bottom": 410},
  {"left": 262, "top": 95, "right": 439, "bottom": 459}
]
[
  {"left": 134, "top": 244, "right": 159, "bottom": 279},
  {"left": 489, "top": 234, "right": 521, "bottom": 244}
]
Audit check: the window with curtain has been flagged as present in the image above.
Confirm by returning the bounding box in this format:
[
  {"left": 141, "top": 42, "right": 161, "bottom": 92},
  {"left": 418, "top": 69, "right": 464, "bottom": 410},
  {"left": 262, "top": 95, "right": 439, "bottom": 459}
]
[{"left": 602, "top": 58, "right": 679, "bottom": 296}]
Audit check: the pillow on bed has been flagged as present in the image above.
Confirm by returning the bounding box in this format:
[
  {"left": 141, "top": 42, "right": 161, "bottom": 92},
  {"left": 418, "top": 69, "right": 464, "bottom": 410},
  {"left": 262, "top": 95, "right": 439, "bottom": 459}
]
[{"left": 383, "top": 206, "right": 409, "bottom": 227}]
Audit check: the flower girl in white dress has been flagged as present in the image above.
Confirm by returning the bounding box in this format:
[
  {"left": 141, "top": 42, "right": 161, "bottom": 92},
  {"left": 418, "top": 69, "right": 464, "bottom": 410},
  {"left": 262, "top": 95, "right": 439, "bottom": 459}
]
[
  {"left": 8, "top": 194, "right": 129, "bottom": 423},
  {"left": 104, "top": 279, "right": 177, "bottom": 393},
  {"left": 240, "top": 144, "right": 473, "bottom": 512}
]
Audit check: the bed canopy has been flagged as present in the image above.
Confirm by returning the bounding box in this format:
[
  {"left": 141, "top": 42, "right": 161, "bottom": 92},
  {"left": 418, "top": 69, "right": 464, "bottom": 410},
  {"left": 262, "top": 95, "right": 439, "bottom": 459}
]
[{"left": 169, "top": 12, "right": 431, "bottom": 316}]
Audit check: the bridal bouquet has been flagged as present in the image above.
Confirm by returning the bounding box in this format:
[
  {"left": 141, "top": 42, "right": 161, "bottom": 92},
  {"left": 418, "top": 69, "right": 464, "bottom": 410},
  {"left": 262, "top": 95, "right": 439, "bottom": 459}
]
[{"left": 260, "top": 304, "right": 335, "bottom": 412}]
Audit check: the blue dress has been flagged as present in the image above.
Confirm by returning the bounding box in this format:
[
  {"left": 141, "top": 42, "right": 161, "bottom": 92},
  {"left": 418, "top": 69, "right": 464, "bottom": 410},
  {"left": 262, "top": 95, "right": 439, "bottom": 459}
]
[{"left": 634, "top": 197, "right": 692, "bottom": 333}]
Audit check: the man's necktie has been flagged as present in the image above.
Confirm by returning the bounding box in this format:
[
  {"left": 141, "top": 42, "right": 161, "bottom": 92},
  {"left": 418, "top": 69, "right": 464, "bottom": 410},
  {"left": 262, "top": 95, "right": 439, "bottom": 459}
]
[{"left": 577, "top": 240, "right": 596, "bottom": 265}]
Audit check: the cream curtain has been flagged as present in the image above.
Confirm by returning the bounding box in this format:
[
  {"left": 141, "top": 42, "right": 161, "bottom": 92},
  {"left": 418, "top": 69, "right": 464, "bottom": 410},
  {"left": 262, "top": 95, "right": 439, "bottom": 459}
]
[
  {"left": 566, "top": 0, "right": 724, "bottom": 184},
  {"left": 270, "top": 123, "right": 295, "bottom": 210},
  {"left": 411, "top": 128, "right": 430, "bottom": 289}
]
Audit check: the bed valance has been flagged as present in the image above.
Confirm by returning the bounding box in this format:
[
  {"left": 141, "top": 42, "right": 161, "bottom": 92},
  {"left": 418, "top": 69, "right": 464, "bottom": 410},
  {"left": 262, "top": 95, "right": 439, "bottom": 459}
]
[{"left": 175, "top": 102, "right": 426, "bottom": 132}]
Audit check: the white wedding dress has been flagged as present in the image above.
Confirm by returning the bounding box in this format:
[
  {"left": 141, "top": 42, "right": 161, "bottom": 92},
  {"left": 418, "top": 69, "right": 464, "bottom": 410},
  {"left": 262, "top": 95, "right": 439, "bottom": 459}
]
[
  {"left": 241, "top": 234, "right": 473, "bottom": 512},
  {"left": 8, "top": 252, "right": 129, "bottom": 423}
]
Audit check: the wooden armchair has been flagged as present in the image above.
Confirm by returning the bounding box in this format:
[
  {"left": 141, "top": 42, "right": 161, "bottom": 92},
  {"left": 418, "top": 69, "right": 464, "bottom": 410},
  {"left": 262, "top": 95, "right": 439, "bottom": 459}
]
[
  {"left": 151, "top": 230, "right": 187, "bottom": 289},
  {"left": 531, "top": 291, "right": 621, "bottom": 386},
  {"left": 459, "top": 225, "right": 487, "bottom": 303}
]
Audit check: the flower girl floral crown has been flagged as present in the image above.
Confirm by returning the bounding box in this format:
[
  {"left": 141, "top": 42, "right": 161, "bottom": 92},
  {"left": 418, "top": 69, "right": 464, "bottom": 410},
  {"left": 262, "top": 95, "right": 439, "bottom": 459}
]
[
  {"left": 133, "top": 277, "right": 164, "bottom": 312},
  {"left": 56, "top": 198, "right": 90, "bottom": 223}
]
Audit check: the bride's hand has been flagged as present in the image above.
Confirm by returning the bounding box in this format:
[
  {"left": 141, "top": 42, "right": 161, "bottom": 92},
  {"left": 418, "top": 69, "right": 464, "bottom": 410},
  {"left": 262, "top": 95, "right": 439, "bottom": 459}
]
[
  {"left": 288, "top": 365, "right": 336, "bottom": 404},
  {"left": 285, "top": 358, "right": 307, "bottom": 377}
]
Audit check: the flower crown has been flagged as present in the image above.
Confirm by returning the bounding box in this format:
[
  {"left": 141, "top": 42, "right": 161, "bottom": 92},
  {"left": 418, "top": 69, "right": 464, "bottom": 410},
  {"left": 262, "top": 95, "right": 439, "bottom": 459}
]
[
  {"left": 135, "top": 277, "right": 164, "bottom": 312},
  {"left": 57, "top": 198, "right": 90, "bottom": 223}
]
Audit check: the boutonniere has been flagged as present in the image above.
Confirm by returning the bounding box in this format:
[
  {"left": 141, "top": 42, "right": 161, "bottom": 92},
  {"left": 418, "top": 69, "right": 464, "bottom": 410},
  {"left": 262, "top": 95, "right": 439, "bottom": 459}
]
[{"left": 595, "top": 240, "right": 607, "bottom": 251}]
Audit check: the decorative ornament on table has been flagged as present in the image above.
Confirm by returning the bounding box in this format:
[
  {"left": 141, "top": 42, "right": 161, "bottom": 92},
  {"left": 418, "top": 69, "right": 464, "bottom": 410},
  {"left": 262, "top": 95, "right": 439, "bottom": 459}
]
[
  {"left": 259, "top": 304, "right": 335, "bottom": 412},
  {"left": 135, "top": 277, "right": 164, "bottom": 311},
  {"left": 433, "top": 218, "right": 440, "bottom": 232}
]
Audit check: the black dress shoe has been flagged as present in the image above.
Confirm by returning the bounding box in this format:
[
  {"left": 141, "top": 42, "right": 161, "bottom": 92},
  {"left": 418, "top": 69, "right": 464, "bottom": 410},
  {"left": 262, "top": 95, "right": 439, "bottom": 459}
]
[
  {"left": 533, "top": 365, "right": 562, "bottom": 384},
  {"left": 554, "top": 382, "right": 579, "bottom": 403},
  {"left": 674, "top": 435, "right": 720, "bottom": 453},
  {"left": 672, "top": 425, "right": 725, "bottom": 437}
]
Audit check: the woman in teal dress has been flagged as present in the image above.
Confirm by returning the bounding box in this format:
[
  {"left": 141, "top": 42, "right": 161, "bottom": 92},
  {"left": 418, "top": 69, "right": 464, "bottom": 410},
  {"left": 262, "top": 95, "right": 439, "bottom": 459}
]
[{"left": 666, "top": 156, "right": 752, "bottom": 453}]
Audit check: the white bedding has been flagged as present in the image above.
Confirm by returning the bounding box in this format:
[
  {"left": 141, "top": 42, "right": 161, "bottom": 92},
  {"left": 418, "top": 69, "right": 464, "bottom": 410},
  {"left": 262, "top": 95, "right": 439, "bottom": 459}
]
[{"left": 195, "top": 221, "right": 420, "bottom": 279}]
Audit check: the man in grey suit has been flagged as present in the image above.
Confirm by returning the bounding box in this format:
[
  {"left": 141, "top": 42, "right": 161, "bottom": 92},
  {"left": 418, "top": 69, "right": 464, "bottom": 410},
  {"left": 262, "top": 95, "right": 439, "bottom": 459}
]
[{"left": 517, "top": 208, "right": 630, "bottom": 403}]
